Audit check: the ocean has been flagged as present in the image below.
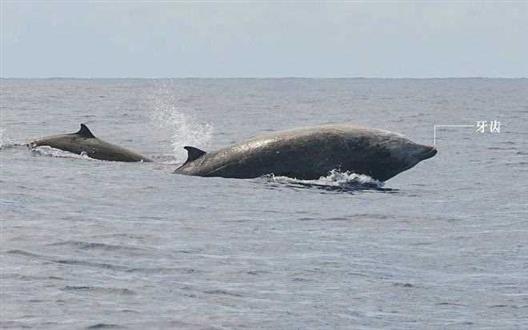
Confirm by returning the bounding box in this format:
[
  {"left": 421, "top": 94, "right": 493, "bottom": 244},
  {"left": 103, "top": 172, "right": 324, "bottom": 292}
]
[{"left": 1, "top": 78, "right": 527, "bottom": 329}]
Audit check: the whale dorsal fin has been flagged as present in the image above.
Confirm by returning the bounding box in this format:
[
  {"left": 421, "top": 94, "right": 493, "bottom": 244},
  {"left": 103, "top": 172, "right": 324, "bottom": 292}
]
[
  {"left": 75, "top": 124, "right": 95, "bottom": 138},
  {"left": 184, "top": 146, "right": 206, "bottom": 163}
]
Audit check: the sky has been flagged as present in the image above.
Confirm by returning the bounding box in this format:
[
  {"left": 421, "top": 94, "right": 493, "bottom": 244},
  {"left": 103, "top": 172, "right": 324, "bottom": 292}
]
[{"left": 1, "top": 1, "right": 527, "bottom": 78}]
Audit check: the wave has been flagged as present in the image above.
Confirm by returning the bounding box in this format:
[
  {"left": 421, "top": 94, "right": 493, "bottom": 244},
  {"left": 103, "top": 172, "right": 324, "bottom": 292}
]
[
  {"left": 86, "top": 323, "right": 125, "bottom": 329},
  {"left": 48, "top": 240, "right": 147, "bottom": 253},
  {"left": 6, "top": 249, "right": 197, "bottom": 275},
  {"left": 264, "top": 170, "right": 393, "bottom": 193},
  {"left": 148, "top": 154, "right": 183, "bottom": 165},
  {"left": 29, "top": 145, "right": 96, "bottom": 160},
  {"left": 62, "top": 286, "right": 136, "bottom": 296},
  {"left": 6, "top": 249, "right": 130, "bottom": 271}
]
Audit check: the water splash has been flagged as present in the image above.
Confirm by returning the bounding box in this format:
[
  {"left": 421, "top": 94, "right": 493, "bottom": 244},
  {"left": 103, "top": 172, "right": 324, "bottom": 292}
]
[
  {"left": 29, "top": 146, "right": 95, "bottom": 160},
  {"left": 0, "top": 128, "right": 25, "bottom": 150},
  {"left": 148, "top": 88, "right": 213, "bottom": 163},
  {"left": 0, "top": 128, "right": 13, "bottom": 150},
  {"left": 265, "top": 170, "right": 391, "bottom": 193}
]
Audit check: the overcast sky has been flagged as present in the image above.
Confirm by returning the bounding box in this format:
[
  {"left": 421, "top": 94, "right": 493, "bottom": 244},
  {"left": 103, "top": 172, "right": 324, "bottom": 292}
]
[{"left": 1, "top": 1, "right": 527, "bottom": 78}]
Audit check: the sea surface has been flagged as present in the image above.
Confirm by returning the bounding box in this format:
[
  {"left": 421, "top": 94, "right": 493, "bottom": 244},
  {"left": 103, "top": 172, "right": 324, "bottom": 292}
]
[{"left": 1, "top": 78, "right": 527, "bottom": 329}]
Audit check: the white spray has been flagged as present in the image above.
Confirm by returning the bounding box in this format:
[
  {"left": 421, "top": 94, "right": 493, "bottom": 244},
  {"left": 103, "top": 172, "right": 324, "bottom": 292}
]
[{"left": 148, "top": 86, "right": 213, "bottom": 163}]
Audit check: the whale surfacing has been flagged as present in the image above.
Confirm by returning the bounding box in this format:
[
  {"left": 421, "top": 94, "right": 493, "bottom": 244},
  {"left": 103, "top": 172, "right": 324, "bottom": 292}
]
[
  {"left": 29, "top": 124, "right": 151, "bottom": 162},
  {"left": 175, "top": 124, "right": 436, "bottom": 181}
]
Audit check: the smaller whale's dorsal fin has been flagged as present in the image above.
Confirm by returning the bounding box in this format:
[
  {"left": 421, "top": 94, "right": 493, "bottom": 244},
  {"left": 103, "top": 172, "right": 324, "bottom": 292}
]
[
  {"left": 184, "top": 146, "right": 206, "bottom": 163},
  {"left": 75, "top": 124, "right": 95, "bottom": 138}
]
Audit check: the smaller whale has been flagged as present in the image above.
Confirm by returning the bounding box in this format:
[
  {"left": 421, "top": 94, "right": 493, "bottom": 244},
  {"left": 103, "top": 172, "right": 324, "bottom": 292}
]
[{"left": 29, "top": 124, "right": 151, "bottom": 162}]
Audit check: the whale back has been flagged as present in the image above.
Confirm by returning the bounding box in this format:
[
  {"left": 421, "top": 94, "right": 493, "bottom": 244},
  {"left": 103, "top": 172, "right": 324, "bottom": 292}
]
[
  {"left": 176, "top": 123, "right": 436, "bottom": 181},
  {"left": 29, "top": 124, "right": 151, "bottom": 162}
]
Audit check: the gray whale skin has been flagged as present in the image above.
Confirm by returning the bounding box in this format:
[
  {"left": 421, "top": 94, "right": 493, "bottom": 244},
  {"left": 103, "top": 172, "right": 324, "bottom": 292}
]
[
  {"left": 175, "top": 124, "right": 437, "bottom": 181},
  {"left": 29, "top": 124, "right": 151, "bottom": 162}
]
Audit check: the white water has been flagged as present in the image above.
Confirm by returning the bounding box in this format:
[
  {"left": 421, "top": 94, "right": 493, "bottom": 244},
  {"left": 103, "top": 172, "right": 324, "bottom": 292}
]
[
  {"left": 148, "top": 86, "right": 213, "bottom": 162},
  {"left": 28, "top": 146, "right": 97, "bottom": 160},
  {"left": 267, "top": 170, "right": 385, "bottom": 192}
]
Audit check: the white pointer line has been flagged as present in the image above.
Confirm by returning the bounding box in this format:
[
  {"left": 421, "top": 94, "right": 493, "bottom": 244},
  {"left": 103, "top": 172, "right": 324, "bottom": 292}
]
[{"left": 433, "top": 124, "right": 475, "bottom": 146}]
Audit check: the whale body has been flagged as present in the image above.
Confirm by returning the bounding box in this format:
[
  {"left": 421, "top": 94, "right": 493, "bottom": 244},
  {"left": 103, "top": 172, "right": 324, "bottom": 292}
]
[
  {"left": 29, "top": 124, "right": 151, "bottom": 162},
  {"left": 175, "top": 124, "right": 437, "bottom": 181}
]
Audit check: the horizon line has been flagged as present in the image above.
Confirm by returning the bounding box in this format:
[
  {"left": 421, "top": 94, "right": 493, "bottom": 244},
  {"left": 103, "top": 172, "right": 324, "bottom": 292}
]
[{"left": 1, "top": 76, "right": 527, "bottom": 80}]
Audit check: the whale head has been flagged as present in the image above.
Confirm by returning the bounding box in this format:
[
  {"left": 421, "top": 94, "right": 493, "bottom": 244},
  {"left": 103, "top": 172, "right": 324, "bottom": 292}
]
[
  {"left": 412, "top": 143, "right": 438, "bottom": 162},
  {"left": 387, "top": 139, "right": 437, "bottom": 175},
  {"left": 362, "top": 135, "right": 437, "bottom": 181}
]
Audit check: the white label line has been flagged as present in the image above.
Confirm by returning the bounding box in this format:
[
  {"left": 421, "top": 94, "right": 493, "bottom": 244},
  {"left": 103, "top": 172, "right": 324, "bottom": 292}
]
[{"left": 433, "top": 124, "right": 475, "bottom": 146}]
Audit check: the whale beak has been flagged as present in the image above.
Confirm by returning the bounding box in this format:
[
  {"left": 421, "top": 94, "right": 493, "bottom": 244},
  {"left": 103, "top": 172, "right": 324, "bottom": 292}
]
[{"left": 417, "top": 145, "right": 437, "bottom": 160}]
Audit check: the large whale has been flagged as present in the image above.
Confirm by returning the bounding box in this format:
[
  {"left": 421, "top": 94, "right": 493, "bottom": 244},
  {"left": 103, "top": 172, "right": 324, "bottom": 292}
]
[
  {"left": 175, "top": 124, "right": 437, "bottom": 181},
  {"left": 29, "top": 124, "right": 151, "bottom": 162}
]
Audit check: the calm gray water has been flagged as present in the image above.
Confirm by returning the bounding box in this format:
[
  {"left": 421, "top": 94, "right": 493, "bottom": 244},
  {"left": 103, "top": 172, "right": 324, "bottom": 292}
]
[{"left": 1, "top": 78, "right": 527, "bottom": 329}]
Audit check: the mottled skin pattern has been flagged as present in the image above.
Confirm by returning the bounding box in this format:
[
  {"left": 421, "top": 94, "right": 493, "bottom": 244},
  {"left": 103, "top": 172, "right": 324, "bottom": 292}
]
[
  {"left": 29, "top": 124, "right": 151, "bottom": 162},
  {"left": 175, "top": 124, "right": 437, "bottom": 181}
]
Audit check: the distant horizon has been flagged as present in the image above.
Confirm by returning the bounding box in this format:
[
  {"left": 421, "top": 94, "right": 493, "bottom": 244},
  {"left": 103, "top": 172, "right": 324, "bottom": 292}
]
[{"left": 1, "top": 76, "right": 527, "bottom": 80}]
